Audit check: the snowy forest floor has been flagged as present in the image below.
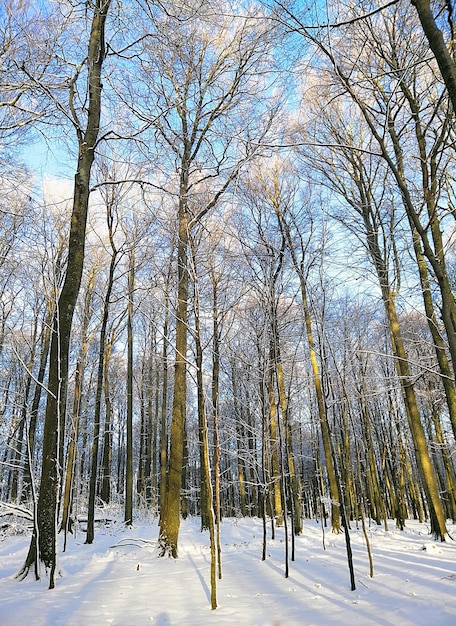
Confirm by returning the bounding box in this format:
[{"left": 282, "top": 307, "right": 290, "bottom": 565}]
[{"left": 1, "top": 509, "right": 456, "bottom": 625}]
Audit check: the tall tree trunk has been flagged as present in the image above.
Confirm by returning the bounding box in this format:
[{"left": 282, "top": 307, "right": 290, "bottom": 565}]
[
  {"left": 149, "top": 347, "right": 160, "bottom": 508},
  {"left": 276, "top": 210, "right": 341, "bottom": 532},
  {"left": 427, "top": 389, "right": 456, "bottom": 521},
  {"left": 23, "top": 298, "right": 54, "bottom": 499},
  {"left": 357, "top": 388, "right": 382, "bottom": 525},
  {"left": 211, "top": 269, "right": 222, "bottom": 578},
  {"left": 100, "top": 331, "right": 114, "bottom": 504},
  {"left": 61, "top": 267, "right": 95, "bottom": 544},
  {"left": 231, "top": 360, "right": 247, "bottom": 516},
  {"left": 268, "top": 355, "right": 283, "bottom": 526},
  {"left": 384, "top": 290, "right": 447, "bottom": 538},
  {"left": 410, "top": 215, "right": 456, "bottom": 439},
  {"left": 11, "top": 312, "right": 39, "bottom": 503},
  {"left": 198, "top": 366, "right": 210, "bottom": 530},
  {"left": 389, "top": 76, "right": 456, "bottom": 394},
  {"left": 276, "top": 356, "right": 302, "bottom": 535},
  {"left": 17, "top": 0, "right": 111, "bottom": 587},
  {"left": 86, "top": 236, "right": 118, "bottom": 544},
  {"left": 136, "top": 366, "right": 147, "bottom": 501},
  {"left": 125, "top": 248, "right": 135, "bottom": 526},
  {"left": 142, "top": 329, "right": 158, "bottom": 507},
  {"left": 159, "top": 280, "right": 170, "bottom": 512},
  {"left": 158, "top": 180, "right": 189, "bottom": 557},
  {"left": 194, "top": 294, "right": 217, "bottom": 608}
]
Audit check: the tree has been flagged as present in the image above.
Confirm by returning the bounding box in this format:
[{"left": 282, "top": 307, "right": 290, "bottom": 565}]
[
  {"left": 18, "top": 0, "right": 113, "bottom": 586},
  {"left": 189, "top": 234, "right": 218, "bottom": 608},
  {"left": 246, "top": 156, "right": 341, "bottom": 532},
  {"left": 296, "top": 86, "right": 448, "bottom": 537},
  {"left": 124, "top": 246, "right": 135, "bottom": 526},
  {"left": 289, "top": 0, "right": 451, "bottom": 539},
  {"left": 86, "top": 176, "right": 127, "bottom": 544},
  {"left": 61, "top": 263, "right": 97, "bottom": 546},
  {"left": 126, "top": 0, "right": 281, "bottom": 557}
]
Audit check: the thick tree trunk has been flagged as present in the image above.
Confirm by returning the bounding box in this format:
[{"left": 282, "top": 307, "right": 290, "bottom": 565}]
[
  {"left": 384, "top": 291, "right": 447, "bottom": 539},
  {"left": 158, "top": 188, "right": 189, "bottom": 557},
  {"left": 17, "top": 0, "right": 111, "bottom": 587},
  {"left": 411, "top": 0, "right": 456, "bottom": 116}
]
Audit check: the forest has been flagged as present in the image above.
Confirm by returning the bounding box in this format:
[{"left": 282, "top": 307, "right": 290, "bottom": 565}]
[{"left": 1, "top": 0, "right": 456, "bottom": 603}]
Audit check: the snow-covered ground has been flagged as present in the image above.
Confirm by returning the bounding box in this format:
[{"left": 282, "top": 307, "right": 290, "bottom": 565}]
[{"left": 1, "top": 512, "right": 455, "bottom": 625}]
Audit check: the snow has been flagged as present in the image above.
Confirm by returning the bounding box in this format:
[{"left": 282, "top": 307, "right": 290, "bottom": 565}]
[{"left": 1, "top": 514, "right": 456, "bottom": 625}]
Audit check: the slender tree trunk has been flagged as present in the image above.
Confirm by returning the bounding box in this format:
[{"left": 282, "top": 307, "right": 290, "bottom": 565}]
[
  {"left": 211, "top": 271, "right": 222, "bottom": 578},
  {"left": 78, "top": 370, "right": 93, "bottom": 497},
  {"left": 277, "top": 210, "right": 341, "bottom": 532},
  {"left": 61, "top": 267, "right": 95, "bottom": 544},
  {"left": 268, "top": 357, "right": 283, "bottom": 525},
  {"left": 389, "top": 78, "right": 456, "bottom": 393},
  {"left": 23, "top": 299, "right": 54, "bottom": 499},
  {"left": 427, "top": 393, "right": 456, "bottom": 521},
  {"left": 60, "top": 355, "right": 82, "bottom": 549},
  {"left": 358, "top": 391, "right": 382, "bottom": 525},
  {"left": 276, "top": 358, "right": 301, "bottom": 535},
  {"left": 12, "top": 313, "right": 38, "bottom": 503},
  {"left": 198, "top": 383, "right": 210, "bottom": 530},
  {"left": 99, "top": 331, "right": 114, "bottom": 503},
  {"left": 150, "top": 348, "right": 160, "bottom": 508},
  {"left": 136, "top": 369, "right": 147, "bottom": 501},
  {"left": 125, "top": 248, "right": 135, "bottom": 526},
  {"left": 142, "top": 334, "right": 157, "bottom": 506},
  {"left": 86, "top": 246, "right": 118, "bottom": 544},
  {"left": 231, "top": 360, "right": 247, "bottom": 516},
  {"left": 159, "top": 276, "right": 170, "bottom": 512},
  {"left": 191, "top": 250, "right": 217, "bottom": 607}
]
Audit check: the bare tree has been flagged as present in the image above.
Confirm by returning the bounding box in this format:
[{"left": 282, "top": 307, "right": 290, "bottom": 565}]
[
  {"left": 122, "top": 0, "right": 281, "bottom": 557},
  {"left": 17, "top": 0, "right": 113, "bottom": 587}
]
